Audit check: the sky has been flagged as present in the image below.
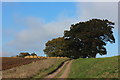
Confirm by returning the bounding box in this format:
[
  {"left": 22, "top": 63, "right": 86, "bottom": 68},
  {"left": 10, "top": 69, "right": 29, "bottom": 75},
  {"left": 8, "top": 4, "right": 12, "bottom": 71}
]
[{"left": 2, "top": 2, "right": 118, "bottom": 57}]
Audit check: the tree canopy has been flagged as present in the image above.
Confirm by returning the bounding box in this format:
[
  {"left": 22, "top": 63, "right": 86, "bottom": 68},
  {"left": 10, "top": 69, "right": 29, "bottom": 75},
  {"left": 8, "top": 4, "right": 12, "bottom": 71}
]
[
  {"left": 44, "top": 37, "right": 66, "bottom": 57},
  {"left": 18, "top": 52, "right": 37, "bottom": 58},
  {"left": 19, "top": 52, "right": 30, "bottom": 58},
  {"left": 44, "top": 19, "right": 115, "bottom": 59},
  {"left": 31, "top": 53, "right": 37, "bottom": 56}
]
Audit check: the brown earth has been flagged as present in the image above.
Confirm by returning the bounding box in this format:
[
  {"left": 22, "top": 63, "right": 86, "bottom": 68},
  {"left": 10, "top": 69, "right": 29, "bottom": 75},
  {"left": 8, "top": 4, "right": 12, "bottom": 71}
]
[
  {"left": 1, "top": 57, "right": 43, "bottom": 70},
  {"left": 59, "top": 60, "right": 73, "bottom": 78},
  {"left": 2, "top": 58, "right": 61, "bottom": 78}
]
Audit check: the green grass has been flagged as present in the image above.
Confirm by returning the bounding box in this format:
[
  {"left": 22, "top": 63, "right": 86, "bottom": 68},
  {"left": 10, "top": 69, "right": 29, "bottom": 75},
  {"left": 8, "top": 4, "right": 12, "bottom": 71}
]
[
  {"left": 69, "top": 56, "right": 119, "bottom": 78},
  {"left": 33, "top": 58, "right": 69, "bottom": 78},
  {"left": 54, "top": 61, "right": 68, "bottom": 78}
]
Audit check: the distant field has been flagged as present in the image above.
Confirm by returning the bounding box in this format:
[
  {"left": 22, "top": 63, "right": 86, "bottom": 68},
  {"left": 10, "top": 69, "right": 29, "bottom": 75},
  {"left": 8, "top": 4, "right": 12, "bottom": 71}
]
[
  {"left": 69, "top": 56, "right": 119, "bottom": 78},
  {"left": 1, "top": 57, "right": 43, "bottom": 70}
]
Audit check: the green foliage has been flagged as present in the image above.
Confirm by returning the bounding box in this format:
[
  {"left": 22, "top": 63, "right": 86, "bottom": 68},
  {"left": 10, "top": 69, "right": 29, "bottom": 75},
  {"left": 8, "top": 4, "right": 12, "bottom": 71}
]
[
  {"left": 19, "top": 52, "right": 30, "bottom": 58},
  {"left": 64, "top": 19, "right": 115, "bottom": 58},
  {"left": 44, "top": 37, "right": 66, "bottom": 57},
  {"left": 31, "top": 53, "right": 37, "bottom": 56},
  {"left": 69, "top": 56, "right": 119, "bottom": 78},
  {"left": 44, "top": 19, "right": 115, "bottom": 58}
]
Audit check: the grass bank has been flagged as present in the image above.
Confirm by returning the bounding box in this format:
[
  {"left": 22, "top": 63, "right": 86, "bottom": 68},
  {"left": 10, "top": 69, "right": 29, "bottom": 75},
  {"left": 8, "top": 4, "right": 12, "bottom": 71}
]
[
  {"left": 33, "top": 58, "right": 69, "bottom": 78},
  {"left": 69, "top": 56, "right": 119, "bottom": 78}
]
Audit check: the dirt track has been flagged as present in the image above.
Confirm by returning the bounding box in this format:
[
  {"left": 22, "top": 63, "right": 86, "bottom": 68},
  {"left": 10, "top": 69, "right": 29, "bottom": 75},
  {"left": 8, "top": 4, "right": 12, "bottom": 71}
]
[
  {"left": 59, "top": 60, "right": 73, "bottom": 78},
  {"left": 43, "top": 60, "right": 73, "bottom": 79}
]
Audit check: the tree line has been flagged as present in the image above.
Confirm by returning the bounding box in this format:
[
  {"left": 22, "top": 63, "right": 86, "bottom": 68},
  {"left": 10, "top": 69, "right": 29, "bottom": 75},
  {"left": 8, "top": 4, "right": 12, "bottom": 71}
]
[
  {"left": 44, "top": 19, "right": 115, "bottom": 59},
  {"left": 15, "top": 52, "right": 37, "bottom": 58}
]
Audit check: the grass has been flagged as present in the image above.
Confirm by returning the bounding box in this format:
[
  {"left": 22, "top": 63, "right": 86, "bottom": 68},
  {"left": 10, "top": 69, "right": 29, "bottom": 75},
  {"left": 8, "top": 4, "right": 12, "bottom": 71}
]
[
  {"left": 33, "top": 58, "right": 69, "bottom": 78},
  {"left": 54, "top": 61, "right": 68, "bottom": 78},
  {"left": 69, "top": 56, "right": 119, "bottom": 78}
]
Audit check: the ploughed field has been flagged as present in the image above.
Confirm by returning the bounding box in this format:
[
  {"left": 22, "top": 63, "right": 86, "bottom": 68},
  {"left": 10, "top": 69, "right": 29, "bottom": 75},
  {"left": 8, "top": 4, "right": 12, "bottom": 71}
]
[
  {"left": 2, "top": 57, "right": 69, "bottom": 78},
  {"left": 1, "top": 57, "right": 43, "bottom": 70}
]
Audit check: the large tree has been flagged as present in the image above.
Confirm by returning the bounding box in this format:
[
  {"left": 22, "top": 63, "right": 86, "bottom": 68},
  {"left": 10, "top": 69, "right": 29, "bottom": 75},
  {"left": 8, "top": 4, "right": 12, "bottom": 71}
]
[
  {"left": 64, "top": 19, "right": 115, "bottom": 58},
  {"left": 44, "top": 19, "right": 115, "bottom": 59},
  {"left": 44, "top": 37, "right": 66, "bottom": 57}
]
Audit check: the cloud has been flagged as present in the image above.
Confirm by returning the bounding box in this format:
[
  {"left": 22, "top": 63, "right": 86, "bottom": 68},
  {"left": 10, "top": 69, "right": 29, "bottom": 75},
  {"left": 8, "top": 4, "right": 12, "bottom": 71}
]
[
  {"left": 77, "top": 2, "right": 118, "bottom": 30},
  {"left": 7, "top": 15, "right": 78, "bottom": 56},
  {"left": 76, "top": 2, "right": 118, "bottom": 57},
  {"left": 3, "top": 2, "right": 118, "bottom": 57}
]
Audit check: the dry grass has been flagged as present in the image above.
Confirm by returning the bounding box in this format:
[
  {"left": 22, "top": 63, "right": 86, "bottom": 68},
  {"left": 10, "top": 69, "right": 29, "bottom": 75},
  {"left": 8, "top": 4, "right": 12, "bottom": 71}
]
[
  {"left": 34, "top": 57, "right": 69, "bottom": 78},
  {"left": 0, "top": 71, "right": 2, "bottom": 79},
  {"left": 24, "top": 56, "right": 68, "bottom": 59},
  {"left": 2, "top": 58, "right": 68, "bottom": 78}
]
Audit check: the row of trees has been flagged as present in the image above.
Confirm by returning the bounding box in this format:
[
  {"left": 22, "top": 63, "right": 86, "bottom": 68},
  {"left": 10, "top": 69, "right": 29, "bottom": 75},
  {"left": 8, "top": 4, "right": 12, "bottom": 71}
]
[
  {"left": 16, "top": 52, "right": 37, "bottom": 58},
  {"left": 44, "top": 19, "right": 115, "bottom": 59}
]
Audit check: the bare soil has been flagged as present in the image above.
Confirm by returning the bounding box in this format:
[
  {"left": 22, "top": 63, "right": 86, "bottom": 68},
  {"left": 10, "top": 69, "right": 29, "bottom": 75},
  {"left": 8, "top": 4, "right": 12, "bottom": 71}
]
[
  {"left": 2, "top": 58, "right": 60, "bottom": 78},
  {"left": 1, "top": 57, "right": 43, "bottom": 70},
  {"left": 59, "top": 60, "right": 73, "bottom": 78}
]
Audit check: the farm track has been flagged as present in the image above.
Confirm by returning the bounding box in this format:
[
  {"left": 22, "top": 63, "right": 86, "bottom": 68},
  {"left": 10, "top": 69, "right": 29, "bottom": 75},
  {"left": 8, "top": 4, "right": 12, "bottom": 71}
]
[
  {"left": 59, "top": 60, "right": 73, "bottom": 78},
  {"left": 43, "top": 60, "right": 73, "bottom": 80}
]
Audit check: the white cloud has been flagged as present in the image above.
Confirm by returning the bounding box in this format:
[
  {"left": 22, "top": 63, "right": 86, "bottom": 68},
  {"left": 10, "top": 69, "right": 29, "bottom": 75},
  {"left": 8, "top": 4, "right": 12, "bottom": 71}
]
[
  {"left": 7, "top": 15, "right": 78, "bottom": 56},
  {"left": 3, "top": 2, "right": 118, "bottom": 57},
  {"left": 76, "top": 2, "right": 118, "bottom": 57},
  {"left": 77, "top": 2, "right": 118, "bottom": 30}
]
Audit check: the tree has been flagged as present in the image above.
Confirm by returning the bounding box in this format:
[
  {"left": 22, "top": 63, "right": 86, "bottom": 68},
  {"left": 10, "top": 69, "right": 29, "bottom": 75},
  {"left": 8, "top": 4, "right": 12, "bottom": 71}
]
[
  {"left": 44, "top": 19, "right": 115, "bottom": 59},
  {"left": 64, "top": 19, "right": 115, "bottom": 58},
  {"left": 19, "top": 52, "right": 30, "bottom": 58},
  {"left": 31, "top": 53, "right": 37, "bottom": 56},
  {"left": 44, "top": 37, "right": 66, "bottom": 57}
]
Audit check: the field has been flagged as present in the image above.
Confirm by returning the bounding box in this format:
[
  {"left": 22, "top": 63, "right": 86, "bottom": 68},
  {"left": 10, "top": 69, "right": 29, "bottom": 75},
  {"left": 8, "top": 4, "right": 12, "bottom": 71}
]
[
  {"left": 1, "top": 57, "right": 43, "bottom": 70},
  {"left": 1, "top": 56, "right": 120, "bottom": 79},
  {"left": 69, "top": 56, "right": 119, "bottom": 78},
  {"left": 2, "top": 57, "right": 69, "bottom": 78}
]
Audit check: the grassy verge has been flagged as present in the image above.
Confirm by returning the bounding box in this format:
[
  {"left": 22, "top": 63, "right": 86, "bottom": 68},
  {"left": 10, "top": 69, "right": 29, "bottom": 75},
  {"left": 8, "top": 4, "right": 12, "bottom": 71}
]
[
  {"left": 33, "top": 58, "right": 69, "bottom": 78},
  {"left": 69, "top": 56, "right": 119, "bottom": 78}
]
